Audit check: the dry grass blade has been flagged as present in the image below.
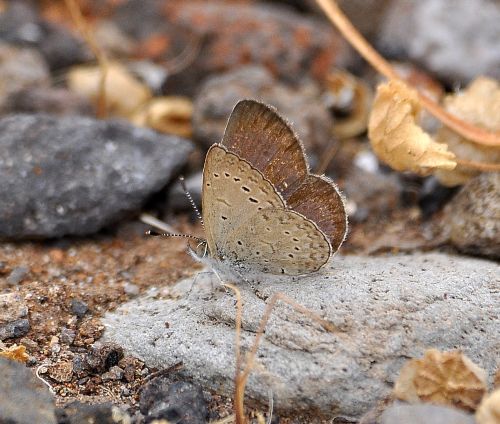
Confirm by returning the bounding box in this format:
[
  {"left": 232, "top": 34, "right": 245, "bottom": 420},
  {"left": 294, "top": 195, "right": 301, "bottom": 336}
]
[{"left": 315, "top": 0, "right": 500, "bottom": 147}]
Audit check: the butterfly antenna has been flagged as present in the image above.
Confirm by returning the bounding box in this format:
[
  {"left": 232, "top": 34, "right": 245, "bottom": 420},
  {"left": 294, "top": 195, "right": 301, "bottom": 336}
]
[
  {"left": 179, "top": 176, "right": 204, "bottom": 229},
  {"left": 139, "top": 213, "right": 204, "bottom": 243}
]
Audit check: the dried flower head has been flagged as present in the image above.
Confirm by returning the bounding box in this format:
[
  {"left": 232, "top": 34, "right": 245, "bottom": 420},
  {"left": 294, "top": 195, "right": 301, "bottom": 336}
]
[
  {"left": 394, "top": 349, "right": 488, "bottom": 411},
  {"left": 476, "top": 389, "right": 500, "bottom": 424}
]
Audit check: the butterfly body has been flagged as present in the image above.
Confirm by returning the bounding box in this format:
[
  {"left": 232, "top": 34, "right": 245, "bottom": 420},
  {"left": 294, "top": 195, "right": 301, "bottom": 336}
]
[{"left": 191, "top": 100, "right": 347, "bottom": 283}]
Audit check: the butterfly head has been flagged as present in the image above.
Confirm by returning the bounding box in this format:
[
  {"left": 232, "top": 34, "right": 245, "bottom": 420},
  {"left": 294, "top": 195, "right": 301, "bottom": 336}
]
[{"left": 187, "top": 239, "right": 210, "bottom": 261}]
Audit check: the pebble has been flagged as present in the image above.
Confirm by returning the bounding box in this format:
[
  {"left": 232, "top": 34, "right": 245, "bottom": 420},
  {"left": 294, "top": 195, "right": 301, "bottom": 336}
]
[
  {"left": 60, "top": 327, "right": 76, "bottom": 345},
  {"left": 101, "top": 365, "right": 124, "bottom": 382},
  {"left": 139, "top": 378, "right": 208, "bottom": 424},
  {"left": 56, "top": 402, "right": 131, "bottom": 424},
  {"left": 103, "top": 253, "right": 499, "bottom": 418},
  {"left": 70, "top": 299, "right": 89, "bottom": 319},
  {"left": 441, "top": 172, "right": 500, "bottom": 259},
  {"left": 0, "top": 292, "right": 30, "bottom": 340},
  {"left": 0, "top": 42, "right": 50, "bottom": 111},
  {"left": 0, "top": 114, "right": 193, "bottom": 239},
  {"left": 0, "top": 357, "right": 56, "bottom": 424},
  {"left": 85, "top": 342, "right": 124, "bottom": 374},
  {"left": 0, "top": 1, "right": 90, "bottom": 70},
  {"left": 6, "top": 265, "right": 29, "bottom": 285}
]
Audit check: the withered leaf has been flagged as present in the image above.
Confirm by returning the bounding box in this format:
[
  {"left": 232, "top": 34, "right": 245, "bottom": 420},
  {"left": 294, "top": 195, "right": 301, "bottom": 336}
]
[{"left": 368, "top": 80, "right": 456, "bottom": 175}]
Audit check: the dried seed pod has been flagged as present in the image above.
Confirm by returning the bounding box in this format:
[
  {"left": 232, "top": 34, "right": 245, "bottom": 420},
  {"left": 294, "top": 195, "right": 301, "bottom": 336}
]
[
  {"left": 394, "top": 349, "right": 488, "bottom": 411},
  {"left": 476, "top": 389, "right": 500, "bottom": 424}
]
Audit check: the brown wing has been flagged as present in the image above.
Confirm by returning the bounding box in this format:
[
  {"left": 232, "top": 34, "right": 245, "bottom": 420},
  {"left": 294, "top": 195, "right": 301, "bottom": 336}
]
[
  {"left": 221, "top": 99, "right": 308, "bottom": 198},
  {"left": 222, "top": 99, "right": 347, "bottom": 252}
]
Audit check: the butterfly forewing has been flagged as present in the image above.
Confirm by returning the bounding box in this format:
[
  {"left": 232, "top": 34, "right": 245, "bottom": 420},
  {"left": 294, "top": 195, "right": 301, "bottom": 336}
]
[{"left": 202, "top": 145, "right": 284, "bottom": 259}]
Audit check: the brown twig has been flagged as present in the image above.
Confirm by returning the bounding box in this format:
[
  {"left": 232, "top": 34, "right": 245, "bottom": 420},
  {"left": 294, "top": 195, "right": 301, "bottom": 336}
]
[
  {"left": 315, "top": 0, "right": 500, "bottom": 147},
  {"left": 64, "top": 0, "right": 109, "bottom": 118}
]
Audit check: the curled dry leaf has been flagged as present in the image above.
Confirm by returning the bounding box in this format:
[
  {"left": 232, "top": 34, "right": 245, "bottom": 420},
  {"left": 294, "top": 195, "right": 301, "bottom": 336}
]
[
  {"left": 67, "top": 62, "right": 152, "bottom": 118},
  {"left": 0, "top": 344, "right": 29, "bottom": 363},
  {"left": 368, "top": 80, "right": 456, "bottom": 175},
  {"left": 324, "top": 69, "right": 373, "bottom": 139},
  {"left": 132, "top": 96, "right": 193, "bottom": 138},
  {"left": 476, "top": 389, "right": 500, "bottom": 424},
  {"left": 394, "top": 349, "right": 488, "bottom": 411},
  {"left": 435, "top": 77, "right": 500, "bottom": 186}
]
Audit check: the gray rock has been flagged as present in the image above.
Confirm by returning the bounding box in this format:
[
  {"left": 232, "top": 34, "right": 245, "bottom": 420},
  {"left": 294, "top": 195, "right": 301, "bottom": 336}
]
[
  {"left": 380, "top": 402, "right": 475, "bottom": 424},
  {"left": 192, "top": 65, "right": 335, "bottom": 162},
  {"left": 0, "top": 1, "right": 90, "bottom": 70},
  {"left": 70, "top": 299, "right": 89, "bottom": 319},
  {"left": 441, "top": 172, "right": 500, "bottom": 259},
  {"left": 6, "top": 265, "right": 29, "bottom": 285},
  {"left": 378, "top": 0, "right": 500, "bottom": 84},
  {"left": 0, "top": 114, "right": 193, "bottom": 239},
  {"left": 140, "top": 379, "right": 208, "bottom": 424},
  {"left": 102, "top": 253, "right": 500, "bottom": 420},
  {"left": 0, "top": 357, "right": 57, "bottom": 424},
  {"left": 0, "top": 43, "right": 50, "bottom": 111},
  {"left": 0, "top": 293, "right": 30, "bottom": 340}
]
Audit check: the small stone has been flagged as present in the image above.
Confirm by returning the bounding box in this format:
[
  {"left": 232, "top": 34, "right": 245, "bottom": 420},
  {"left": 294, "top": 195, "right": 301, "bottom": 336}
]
[
  {"left": 380, "top": 402, "right": 475, "bottom": 424},
  {"left": 86, "top": 342, "right": 124, "bottom": 374},
  {"left": 48, "top": 360, "right": 73, "bottom": 383},
  {"left": 0, "top": 357, "right": 57, "bottom": 423},
  {"left": 70, "top": 299, "right": 89, "bottom": 318},
  {"left": 75, "top": 318, "right": 104, "bottom": 346},
  {"left": 56, "top": 402, "right": 131, "bottom": 424},
  {"left": 60, "top": 327, "right": 76, "bottom": 345},
  {"left": 0, "top": 2, "right": 90, "bottom": 71},
  {"left": 123, "top": 282, "right": 140, "bottom": 297},
  {"left": 0, "top": 293, "right": 30, "bottom": 340},
  {"left": 6, "top": 266, "right": 29, "bottom": 285},
  {"left": 139, "top": 379, "right": 208, "bottom": 424},
  {"left": 101, "top": 365, "right": 124, "bottom": 381},
  {"left": 441, "top": 173, "right": 500, "bottom": 258},
  {"left": 0, "top": 42, "right": 50, "bottom": 111}
]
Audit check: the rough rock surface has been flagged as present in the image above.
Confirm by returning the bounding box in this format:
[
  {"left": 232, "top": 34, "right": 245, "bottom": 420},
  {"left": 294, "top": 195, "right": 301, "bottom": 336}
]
[
  {"left": 0, "top": 293, "right": 30, "bottom": 340},
  {"left": 441, "top": 172, "right": 500, "bottom": 259},
  {"left": 0, "top": 114, "right": 193, "bottom": 239},
  {"left": 192, "top": 65, "right": 334, "bottom": 162},
  {"left": 380, "top": 402, "right": 475, "bottom": 424},
  {"left": 103, "top": 253, "right": 500, "bottom": 420},
  {"left": 378, "top": 0, "right": 500, "bottom": 83},
  {"left": 0, "top": 357, "right": 57, "bottom": 424}
]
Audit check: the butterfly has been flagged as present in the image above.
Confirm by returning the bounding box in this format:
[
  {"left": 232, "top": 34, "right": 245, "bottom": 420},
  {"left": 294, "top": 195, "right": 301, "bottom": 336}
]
[{"left": 188, "top": 99, "right": 347, "bottom": 283}]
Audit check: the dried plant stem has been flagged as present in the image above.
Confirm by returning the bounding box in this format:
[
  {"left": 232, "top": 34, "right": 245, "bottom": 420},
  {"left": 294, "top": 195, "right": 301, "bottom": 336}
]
[
  {"left": 224, "top": 288, "right": 338, "bottom": 424},
  {"left": 222, "top": 283, "right": 245, "bottom": 424},
  {"left": 315, "top": 0, "right": 500, "bottom": 148},
  {"left": 64, "top": 0, "right": 109, "bottom": 118},
  {"left": 455, "top": 158, "right": 500, "bottom": 172}
]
